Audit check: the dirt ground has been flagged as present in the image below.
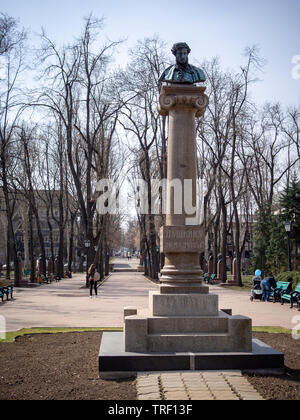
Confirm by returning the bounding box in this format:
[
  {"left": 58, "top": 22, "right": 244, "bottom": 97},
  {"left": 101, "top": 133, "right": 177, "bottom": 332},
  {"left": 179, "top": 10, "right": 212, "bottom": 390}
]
[
  {"left": 245, "top": 332, "right": 300, "bottom": 401},
  {"left": 0, "top": 331, "right": 299, "bottom": 400},
  {"left": 0, "top": 331, "right": 136, "bottom": 400}
]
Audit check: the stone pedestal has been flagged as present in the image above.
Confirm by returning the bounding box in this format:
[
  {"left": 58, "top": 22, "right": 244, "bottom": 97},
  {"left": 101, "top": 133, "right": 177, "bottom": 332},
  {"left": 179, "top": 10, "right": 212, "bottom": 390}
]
[
  {"left": 123, "top": 85, "right": 251, "bottom": 355},
  {"left": 99, "top": 83, "right": 284, "bottom": 379}
]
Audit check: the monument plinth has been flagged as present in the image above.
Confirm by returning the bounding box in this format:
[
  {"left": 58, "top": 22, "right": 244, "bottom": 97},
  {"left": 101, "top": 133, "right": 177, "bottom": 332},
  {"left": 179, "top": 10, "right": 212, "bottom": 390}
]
[
  {"left": 99, "top": 43, "right": 284, "bottom": 378},
  {"left": 122, "top": 81, "right": 252, "bottom": 355}
]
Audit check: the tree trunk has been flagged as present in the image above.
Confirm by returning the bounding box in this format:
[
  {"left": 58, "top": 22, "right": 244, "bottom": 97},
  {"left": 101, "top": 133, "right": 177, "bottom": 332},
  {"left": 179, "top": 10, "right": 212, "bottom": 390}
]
[
  {"left": 6, "top": 223, "right": 10, "bottom": 281},
  {"left": 29, "top": 204, "right": 35, "bottom": 283}
]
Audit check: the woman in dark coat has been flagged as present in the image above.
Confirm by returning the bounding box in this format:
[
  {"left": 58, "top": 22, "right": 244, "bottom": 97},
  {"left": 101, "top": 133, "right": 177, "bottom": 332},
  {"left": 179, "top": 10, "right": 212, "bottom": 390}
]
[{"left": 88, "top": 264, "right": 97, "bottom": 298}]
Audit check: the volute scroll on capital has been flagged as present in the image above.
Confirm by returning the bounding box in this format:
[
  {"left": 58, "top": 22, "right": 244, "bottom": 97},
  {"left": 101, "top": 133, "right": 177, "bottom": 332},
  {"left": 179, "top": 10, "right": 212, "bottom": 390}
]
[{"left": 158, "top": 90, "right": 209, "bottom": 117}]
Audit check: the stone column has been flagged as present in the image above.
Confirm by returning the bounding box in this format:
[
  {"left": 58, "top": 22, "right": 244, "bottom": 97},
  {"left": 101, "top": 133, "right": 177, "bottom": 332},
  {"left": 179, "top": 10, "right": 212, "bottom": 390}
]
[
  {"left": 38, "top": 256, "right": 43, "bottom": 275},
  {"left": 158, "top": 85, "right": 208, "bottom": 294},
  {"left": 48, "top": 256, "right": 53, "bottom": 275},
  {"left": 208, "top": 255, "right": 214, "bottom": 276},
  {"left": 54, "top": 256, "right": 59, "bottom": 276},
  {"left": 217, "top": 259, "right": 222, "bottom": 283},
  {"left": 225, "top": 257, "right": 239, "bottom": 286},
  {"left": 232, "top": 258, "right": 237, "bottom": 282}
]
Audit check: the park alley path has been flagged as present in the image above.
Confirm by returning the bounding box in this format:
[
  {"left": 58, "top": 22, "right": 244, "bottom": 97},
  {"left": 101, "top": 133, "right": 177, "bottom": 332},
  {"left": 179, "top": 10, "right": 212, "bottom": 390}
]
[
  {"left": 0, "top": 261, "right": 297, "bottom": 332},
  {"left": 0, "top": 267, "right": 158, "bottom": 332}
]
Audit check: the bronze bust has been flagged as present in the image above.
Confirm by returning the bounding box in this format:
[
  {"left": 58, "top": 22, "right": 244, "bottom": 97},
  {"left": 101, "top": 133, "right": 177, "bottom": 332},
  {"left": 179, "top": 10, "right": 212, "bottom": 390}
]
[{"left": 159, "top": 42, "right": 206, "bottom": 85}]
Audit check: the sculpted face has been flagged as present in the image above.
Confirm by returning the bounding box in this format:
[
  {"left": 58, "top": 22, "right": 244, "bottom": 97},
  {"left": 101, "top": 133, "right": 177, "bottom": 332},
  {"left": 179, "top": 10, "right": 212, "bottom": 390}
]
[{"left": 176, "top": 48, "right": 189, "bottom": 66}]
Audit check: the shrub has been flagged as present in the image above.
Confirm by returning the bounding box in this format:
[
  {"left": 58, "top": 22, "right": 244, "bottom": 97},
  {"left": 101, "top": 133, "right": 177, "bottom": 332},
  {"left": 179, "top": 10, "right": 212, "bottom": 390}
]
[{"left": 276, "top": 271, "right": 300, "bottom": 290}]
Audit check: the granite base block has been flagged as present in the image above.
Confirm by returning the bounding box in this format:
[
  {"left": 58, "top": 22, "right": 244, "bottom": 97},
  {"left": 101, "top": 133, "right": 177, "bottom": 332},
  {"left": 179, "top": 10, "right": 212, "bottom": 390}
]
[{"left": 99, "top": 332, "right": 284, "bottom": 380}]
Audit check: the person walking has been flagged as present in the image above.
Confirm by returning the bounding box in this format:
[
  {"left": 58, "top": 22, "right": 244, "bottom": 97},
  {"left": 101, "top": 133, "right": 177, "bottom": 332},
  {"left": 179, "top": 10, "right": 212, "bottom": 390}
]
[{"left": 88, "top": 264, "right": 98, "bottom": 298}]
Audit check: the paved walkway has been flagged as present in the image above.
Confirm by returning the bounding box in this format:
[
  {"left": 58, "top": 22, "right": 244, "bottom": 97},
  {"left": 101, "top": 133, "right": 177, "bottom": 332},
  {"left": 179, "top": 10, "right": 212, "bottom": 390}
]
[
  {"left": 137, "top": 371, "right": 264, "bottom": 400},
  {"left": 0, "top": 264, "right": 296, "bottom": 331},
  {"left": 1, "top": 264, "right": 287, "bottom": 400},
  {"left": 210, "top": 284, "right": 296, "bottom": 329},
  {"left": 0, "top": 266, "right": 157, "bottom": 332}
]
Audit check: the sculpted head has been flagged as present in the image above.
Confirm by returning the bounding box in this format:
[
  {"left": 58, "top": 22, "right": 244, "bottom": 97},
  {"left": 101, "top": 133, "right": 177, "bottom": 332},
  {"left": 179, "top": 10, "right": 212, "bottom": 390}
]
[{"left": 171, "top": 42, "right": 191, "bottom": 66}]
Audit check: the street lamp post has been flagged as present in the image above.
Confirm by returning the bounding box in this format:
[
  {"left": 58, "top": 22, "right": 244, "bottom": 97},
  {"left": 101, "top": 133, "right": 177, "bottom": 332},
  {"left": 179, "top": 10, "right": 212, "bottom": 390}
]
[
  {"left": 84, "top": 239, "right": 91, "bottom": 287},
  {"left": 284, "top": 221, "right": 292, "bottom": 272}
]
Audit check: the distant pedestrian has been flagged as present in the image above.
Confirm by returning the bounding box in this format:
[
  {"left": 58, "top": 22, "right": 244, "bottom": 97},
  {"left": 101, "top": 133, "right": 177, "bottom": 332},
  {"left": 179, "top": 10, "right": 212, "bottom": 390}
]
[{"left": 88, "top": 264, "right": 98, "bottom": 298}]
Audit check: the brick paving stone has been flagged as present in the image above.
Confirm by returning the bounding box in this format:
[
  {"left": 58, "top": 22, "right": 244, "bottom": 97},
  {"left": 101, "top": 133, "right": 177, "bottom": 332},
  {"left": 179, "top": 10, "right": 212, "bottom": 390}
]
[
  {"left": 139, "top": 393, "right": 162, "bottom": 400},
  {"left": 137, "top": 379, "right": 160, "bottom": 388},
  {"left": 188, "top": 393, "right": 213, "bottom": 397},
  {"left": 137, "top": 383, "right": 160, "bottom": 390},
  {"left": 137, "top": 387, "right": 160, "bottom": 395},
  {"left": 162, "top": 388, "right": 187, "bottom": 394},
  {"left": 214, "top": 395, "right": 240, "bottom": 400},
  {"left": 137, "top": 390, "right": 161, "bottom": 397},
  {"left": 185, "top": 384, "right": 208, "bottom": 390},
  {"left": 164, "top": 393, "right": 189, "bottom": 400},
  {"left": 137, "top": 371, "right": 263, "bottom": 401}
]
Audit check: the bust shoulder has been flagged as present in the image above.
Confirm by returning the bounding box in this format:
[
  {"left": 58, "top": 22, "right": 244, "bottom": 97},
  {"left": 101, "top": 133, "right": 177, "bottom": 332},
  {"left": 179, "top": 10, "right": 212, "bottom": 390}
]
[
  {"left": 158, "top": 65, "right": 174, "bottom": 82},
  {"left": 159, "top": 64, "right": 206, "bottom": 84},
  {"left": 188, "top": 65, "right": 206, "bottom": 82}
]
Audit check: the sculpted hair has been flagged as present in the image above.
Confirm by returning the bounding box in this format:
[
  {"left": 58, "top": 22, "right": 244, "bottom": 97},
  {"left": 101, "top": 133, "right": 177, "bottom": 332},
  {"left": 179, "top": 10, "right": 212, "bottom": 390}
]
[{"left": 171, "top": 42, "right": 191, "bottom": 56}]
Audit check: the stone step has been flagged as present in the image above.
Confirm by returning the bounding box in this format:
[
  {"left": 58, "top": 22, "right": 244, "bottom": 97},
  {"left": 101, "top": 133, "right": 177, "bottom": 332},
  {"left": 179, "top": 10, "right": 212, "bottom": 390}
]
[
  {"left": 148, "top": 313, "right": 229, "bottom": 334},
  {"left": 150, "top": 291, "right": 219, "bottom": 317},
  {"left": 147, "top": 332, "right": 231, "bottom": 353}
]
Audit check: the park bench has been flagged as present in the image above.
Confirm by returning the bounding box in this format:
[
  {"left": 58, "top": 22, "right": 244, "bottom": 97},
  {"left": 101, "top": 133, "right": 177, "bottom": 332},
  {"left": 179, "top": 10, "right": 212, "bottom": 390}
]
[
  {"left": 41, "top": 274, "right": 50, "bottom": 284},
  {"left": 204, "top": 273, "right": 216, "bottom": 284},
  {"left": 0, "top": 285, "right": 13, "bottom": 302},
  {"left": 271, "top": 281, "right": 293, "bottom": 303},
  {"left": 23, "top": 269, "right": 31, "bottom": 276},
  {"left": 0, "top": 287, "right": 4, "bottom": 302},
  {"left": 208, "top": 274, "right": 216, "bottom": 284},
  {"left": 281, "top": 283, "right": 300, "bottom": 309}
]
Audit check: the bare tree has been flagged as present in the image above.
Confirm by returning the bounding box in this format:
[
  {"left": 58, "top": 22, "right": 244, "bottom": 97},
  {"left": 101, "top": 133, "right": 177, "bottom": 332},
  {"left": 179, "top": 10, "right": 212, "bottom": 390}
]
[{"left": 0, "top": 14, "right": 26, "bottom": 285}]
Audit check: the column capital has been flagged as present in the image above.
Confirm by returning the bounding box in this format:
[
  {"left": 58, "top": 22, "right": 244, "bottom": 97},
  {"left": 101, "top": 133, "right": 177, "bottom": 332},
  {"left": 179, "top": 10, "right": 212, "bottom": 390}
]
[{"left": 158, "top": 84, "right": 209, "bottom": 118}]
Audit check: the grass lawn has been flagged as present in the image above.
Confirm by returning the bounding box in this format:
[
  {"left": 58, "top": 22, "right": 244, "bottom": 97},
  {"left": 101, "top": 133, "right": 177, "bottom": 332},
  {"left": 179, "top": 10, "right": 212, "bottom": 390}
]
[
  {"left": 1, "top": 326, "right": 292, "bottom": 344},
  {"left": 219, "top": 275, "right": 253, "bottom": 291},
  {"left": 0, "top": 327, "right": 123, "bottom": 343}
]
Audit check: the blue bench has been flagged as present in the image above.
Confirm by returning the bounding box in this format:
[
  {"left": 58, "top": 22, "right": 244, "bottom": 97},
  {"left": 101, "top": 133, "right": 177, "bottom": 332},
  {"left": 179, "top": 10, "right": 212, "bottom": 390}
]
[{"left": 281, "top": 283, "right": 300, "bottom": 309}]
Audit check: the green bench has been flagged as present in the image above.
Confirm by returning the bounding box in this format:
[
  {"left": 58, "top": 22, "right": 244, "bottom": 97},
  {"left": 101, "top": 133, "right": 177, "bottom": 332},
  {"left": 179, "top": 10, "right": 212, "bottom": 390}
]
[
  {"left": 281, "top": 283, "right": 300, "bottom": 309},
  {"left": 204, "top": 273, "right": 216, "bottom": 284},
  {"left": 0, "top": 285, "right": 13, "bottom": 302},
  {"left": 41, "top": 274, "right": 51, "bottom": 284},
  {"left": 271, "top": 281, "right": 293, "bottom": 303},
  {"left": 0, "top": 287, "right": 4, "bottom": 302}
]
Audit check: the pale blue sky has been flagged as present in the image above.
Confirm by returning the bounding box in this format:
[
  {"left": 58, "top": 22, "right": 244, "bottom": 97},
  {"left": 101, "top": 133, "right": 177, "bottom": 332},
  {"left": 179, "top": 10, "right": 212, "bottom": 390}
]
[{"left": 2, "top": 0, "right": 300, "bottom": 107}]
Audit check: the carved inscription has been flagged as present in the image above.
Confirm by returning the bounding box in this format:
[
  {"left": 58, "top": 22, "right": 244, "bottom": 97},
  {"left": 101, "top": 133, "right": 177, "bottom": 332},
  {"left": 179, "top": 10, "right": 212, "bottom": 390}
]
[{"left": 160, "top": 226, "right": 204, "bottom": 253}]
